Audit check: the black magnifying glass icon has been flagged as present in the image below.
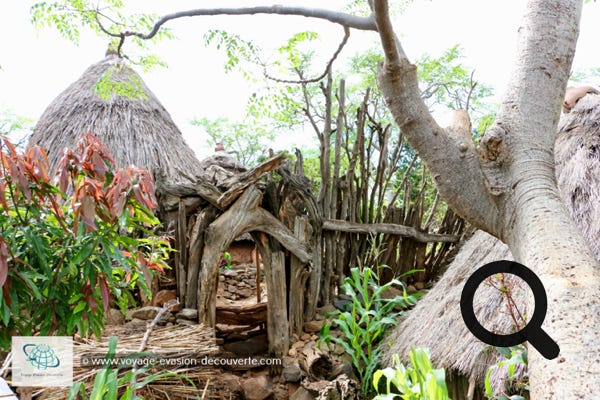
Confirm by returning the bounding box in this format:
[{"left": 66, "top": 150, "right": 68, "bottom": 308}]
[{"left": 460, "top": 260, "right": 560, "bottom": 360}]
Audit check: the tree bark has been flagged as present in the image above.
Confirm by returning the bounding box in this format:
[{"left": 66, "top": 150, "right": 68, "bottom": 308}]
[
  {"left": 186, "top": 206, "right": 218, "bottom": 309},
  {"left": 373, "top": 2, "right": 499, "bottom": 234},
  {"left": 218, "top": 153, "right": 286, "bottom": 207},
  {"left": 298, "top": 345, "right": 332, "bottom": 379},
  {"left": 318, "top": 72, "right": 334, "bottom": 306},
  {"left": 496, "top": 2, "right": 600, "bottom": 397},
  {"left": 289, "top": 217, "right": 311, "bottom": 335},
  {"left": 374, "top": 0, "right": 600, "bottom": 397},
  {"left": 176, "top": 198, "right": 187, "bottom": 305},
  {"left": 510, "top": 196, "right": 600, "bottom": 398},
  {"left": 264, "top": 247, "right": 289, "bottom": 358}
]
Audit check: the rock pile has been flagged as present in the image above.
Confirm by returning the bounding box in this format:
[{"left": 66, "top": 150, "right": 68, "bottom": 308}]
[
  {"left": 218, "top": 264, "right": 262, "bottom": 301},
  {"left": 114, "top": 306, "right": 199, "bottom": 329}
]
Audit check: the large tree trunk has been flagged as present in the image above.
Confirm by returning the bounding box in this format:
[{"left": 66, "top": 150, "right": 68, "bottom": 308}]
[
  {"left": 500, "top": 5, "right": 600, "bottom": 396},
  {"left": 510, "top": 193, "right": 600, "bottom": 398},
  {"left": 374, "top": 0, "right": 600, "bottom": 397}
]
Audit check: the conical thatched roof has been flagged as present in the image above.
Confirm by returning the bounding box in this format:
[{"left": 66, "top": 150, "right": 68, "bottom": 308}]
[
  {"left": 29, "top": 54, "right": 203, "bottom": 181},
  {"left": 556, "top": 94, "right": 600, "bottom": 260},
  {"left": 383, "top": 93, "right": 600, "bottom": 393}
]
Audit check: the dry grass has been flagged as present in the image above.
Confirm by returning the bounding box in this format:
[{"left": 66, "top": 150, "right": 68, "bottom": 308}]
[
  {"left": 29, "top": 54, "right": 203, "bottom": 182},
  {"left": 382, "top": 230, "right": 513, "bottom": 386},
  {"left": 34, "top": 324, "right": 230, "bottom": 400},
  {"left": 556, "top": 94, "right": 600, "bottom": 260}
]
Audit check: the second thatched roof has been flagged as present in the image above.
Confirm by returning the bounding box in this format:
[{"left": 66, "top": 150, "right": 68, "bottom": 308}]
[
  {"left": 555, "top": 94, "right": 600, "bottom": 260},
  {"left": 383, "top": 93, "right": 600, "bottom": 393},
  {"left": 29, "top": 54, "right": 203, "bottom": 181}
]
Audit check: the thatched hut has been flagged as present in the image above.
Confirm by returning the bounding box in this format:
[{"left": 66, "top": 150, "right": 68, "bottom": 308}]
[
  {"left": 29, "top": 53, "right": 203, "bottom": 180},
  {"left": 383, "top": 93, "right": 600, "bottom": 399}
]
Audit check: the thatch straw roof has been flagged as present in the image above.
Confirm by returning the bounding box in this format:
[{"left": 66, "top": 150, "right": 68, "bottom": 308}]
[
  {"left": 383, "top": 230, "right": 513, "bottom": 385},
  {"left": 383, "top": 93, "right": 600, "bottom": 393},
  {"left": 29, "top": 54, "right": 203, "bottom": 181},
  {"left": 556, "top": 94, "right": 600, "bottom": 260}
]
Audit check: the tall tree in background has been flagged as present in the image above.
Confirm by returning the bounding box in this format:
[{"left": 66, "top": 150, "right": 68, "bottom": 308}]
[
  {"left": 190, "top": 117, "right": 276, "bottom": 167},
  {"left": 31, "top": 0, "right": 600, "bottom": 397}
]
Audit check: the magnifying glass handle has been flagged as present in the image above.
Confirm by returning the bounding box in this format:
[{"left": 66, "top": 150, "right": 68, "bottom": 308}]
[{"left": 529, "top": 328, "right": 560, "bottom": 360}]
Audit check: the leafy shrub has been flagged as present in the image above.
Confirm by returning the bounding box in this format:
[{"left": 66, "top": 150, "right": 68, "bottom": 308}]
[
  {"left": 484, "top": 345, "right": 528, "bottom": 400},
  {"left": 319, "top": 266, "right": 418, "bottom": 396},
  {"left": 373, "top": 348, "right": 450, "bottom": 400},
  {"left": 0, "top": 134, "right": 170, "bottom": 349}
]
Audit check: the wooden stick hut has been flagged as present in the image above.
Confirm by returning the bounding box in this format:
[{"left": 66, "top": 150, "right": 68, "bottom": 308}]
[{"left": 156, "top": 152, "right": 320, "bottom": 358}]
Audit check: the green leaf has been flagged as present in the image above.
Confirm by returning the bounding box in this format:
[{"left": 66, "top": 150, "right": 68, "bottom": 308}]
[
  {"left": 373, "top": 369, "right": 384, "bottom": 393},
  {"left": 73, "top": 300, "right": 87, "bottom": 314},
  {"left": 94, "top": 65, "right": 148, "bottom": 101},
  {"left": 90, "top": 368, "right": 108, "bottom": 399},
  {"left": 106, "top": 368, "right": 119, "bottom": 398},
  {"left": 15, "top": 270, "right": 43, "bottom": 300},
  {"left": 485, "top": 367, "right": 494, "bottom": 397},
  {"left": 72, "top": 240, "right": 96, "bottom": 266},
  {"left": 67, "top": 381, "right": 85, "bottom": 400},
  {"left": 496, "top": 346, "right": 513, "bottom": 358},
  {"left": 0, "top": 295, "right": 10, "bottom": 326},
  {"left": 25, "top": 230, "right": 48, "bottom": 266}
]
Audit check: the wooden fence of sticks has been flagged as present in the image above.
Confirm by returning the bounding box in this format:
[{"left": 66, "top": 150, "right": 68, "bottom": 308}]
[{"left": 155, "top": 140, "right": 464, "bottom": 358}]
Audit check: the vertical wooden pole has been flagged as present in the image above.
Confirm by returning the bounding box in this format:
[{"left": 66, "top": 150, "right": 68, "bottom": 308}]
[
  {"left": 319, "top": 72, "right": 333, "bottom": 306},
  {"left": 176, "top": 198, "right": 187, "bottom": 305},
  {"left": 268, "top": 250, "right": 289, "bottom": 357},
  {"left": 332, "top": 80, "right": 345, "bottom": 291},
  {"left": 186, "top": 207, "right": 217, "bottom": 309},
  {"left": 289, "top": 217, "right": 309, "bottom": 335},
  {"left": 305, "top": 228, "right": 321, "bottom": 322},
  {"left": 255, "top": 233, "right": 289, "bottom": 358}
]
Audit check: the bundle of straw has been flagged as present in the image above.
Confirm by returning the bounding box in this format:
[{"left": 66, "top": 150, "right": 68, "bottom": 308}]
[{"left": 35, "top": 323, "right": 230, "bottom": 400}]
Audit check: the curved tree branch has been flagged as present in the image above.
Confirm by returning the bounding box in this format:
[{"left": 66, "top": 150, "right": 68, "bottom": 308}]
[
  {"left": 372, "top": 0, "right": 500, "bottom": 235},
  {"left": 263, "top": 26, "right": 350, "bottom": 84},
  {"left": 465, "top": 70, "right": 477, "bottom": 110},
  {"left": 96, "top": 6, "right": 376, "bottom": 41},
  {"left": 373, "top": 0, "right": 400, "bottom": 66}
]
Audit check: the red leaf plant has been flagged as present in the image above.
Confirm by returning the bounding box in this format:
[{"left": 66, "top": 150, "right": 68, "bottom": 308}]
[{"left": 0, "top": 134, "right": 171, "bottom": 349}]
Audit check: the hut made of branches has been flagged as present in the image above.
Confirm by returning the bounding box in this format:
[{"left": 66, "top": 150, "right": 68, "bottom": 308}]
[
  {"left": 156, "top": 150, "right": 323, "bottom": 359},
  {"left": 383, "top": 93, "right": 600, "bottom": 399}
]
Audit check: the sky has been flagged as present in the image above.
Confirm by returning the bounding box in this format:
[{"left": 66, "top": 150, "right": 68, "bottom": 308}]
[{"left": 1, "top": 1, "right": 599, "bottom": 159}]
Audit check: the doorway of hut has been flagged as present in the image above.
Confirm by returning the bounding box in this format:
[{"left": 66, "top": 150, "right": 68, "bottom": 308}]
[{"left": 215, "top": 233, "right": 269, "bottom": 355}]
